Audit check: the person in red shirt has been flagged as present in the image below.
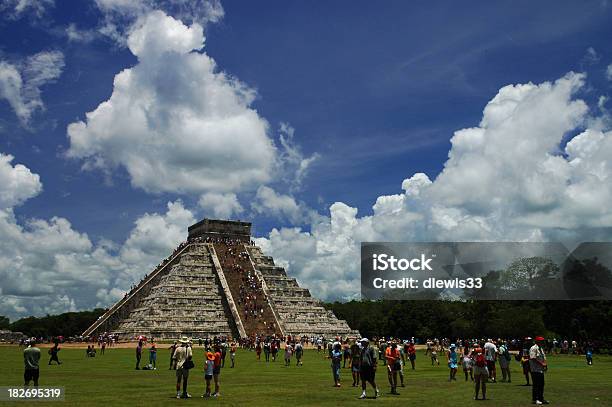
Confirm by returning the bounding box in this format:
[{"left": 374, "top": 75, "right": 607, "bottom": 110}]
[
  {"left": 212, "top": 345, "right": 222, "bottom": 397},
  {"left": 385, "top": 342, "right": 401, "bottom": 395},
  {"left": 407, "top": 342, "right": 416, "bottom": 370}
]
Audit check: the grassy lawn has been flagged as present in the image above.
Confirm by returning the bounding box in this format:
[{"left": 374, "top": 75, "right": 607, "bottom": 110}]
[{"left": 0, "top": 346, "right": 610, "bottom": 406}]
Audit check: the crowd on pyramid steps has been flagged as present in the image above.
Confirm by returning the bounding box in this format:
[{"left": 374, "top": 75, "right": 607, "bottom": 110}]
[
  {"left": 107, "top": 237, "right": 259, "bottom": 322},
  {"left": 213, "top": 241, "right": 278, "bottom": 335}
]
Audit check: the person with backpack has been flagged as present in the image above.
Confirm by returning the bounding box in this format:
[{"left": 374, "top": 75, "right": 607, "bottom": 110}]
[
  {"left": 498, "top": 340, "right": 511, "bottom": 382},
  {"left": 358, "top": 338, "right": 380, "bottom": 399},
  {"left": 472, "top": 345, "right": 488, "bottom": 401},
  {"left": 173, "top": 337, "right": 193, "bottom": 399}
]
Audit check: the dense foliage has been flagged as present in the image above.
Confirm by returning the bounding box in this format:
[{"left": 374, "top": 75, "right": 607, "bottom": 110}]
[
  {"left": 3, "top": 309, "right": 105, "bottom": 338},
  {"left": 325, "top": 300, "right": 612, "bottom": 341}
]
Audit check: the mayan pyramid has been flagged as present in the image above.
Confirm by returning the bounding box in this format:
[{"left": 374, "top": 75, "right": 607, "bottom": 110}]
[{"left": 83, "top": 219, "right": 358, "bottom": 340}]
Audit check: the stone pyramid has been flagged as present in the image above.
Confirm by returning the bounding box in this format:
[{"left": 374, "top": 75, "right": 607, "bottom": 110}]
[{"left": 83, "top": 219, "right": 358, "bottom": 340}]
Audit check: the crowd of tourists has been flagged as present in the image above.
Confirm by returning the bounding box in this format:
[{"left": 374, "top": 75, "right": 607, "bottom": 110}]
[{"left": 20, "top": 331, "right": 603, "bottom": 405}]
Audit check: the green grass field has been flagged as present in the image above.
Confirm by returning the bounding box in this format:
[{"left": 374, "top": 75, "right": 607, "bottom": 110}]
[{"left": 0, "top": 346, "right": 610, "bottom": 406}]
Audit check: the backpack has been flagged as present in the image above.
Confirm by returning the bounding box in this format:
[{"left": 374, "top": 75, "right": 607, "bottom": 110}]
[{"left": 475, "top": 353, "right": 486, "bottom": 367}]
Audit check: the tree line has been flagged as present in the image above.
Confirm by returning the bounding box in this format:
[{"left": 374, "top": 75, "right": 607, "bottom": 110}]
[
  {"left": 326, "top": 300, "right": 612, "bottom": 341},
  {"left": 1, "top": 301, "right": 610, "bottom": 341}
]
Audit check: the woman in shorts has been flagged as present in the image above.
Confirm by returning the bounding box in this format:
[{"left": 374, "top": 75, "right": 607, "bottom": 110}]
[
  {"left": 462, "top": 347, "right": 474, "bottom": 381},
  {"left": 431, "top": 344, "right": 439, "bottom": 366},
  {"left": 202, "top": 352, "right": 215, "bottom": 398},
  {"left": 351, "top": 341, "right": 361, "bottom": 387},
  {"left": 472, "top": 346, "right": 489, "bottom": 400}
]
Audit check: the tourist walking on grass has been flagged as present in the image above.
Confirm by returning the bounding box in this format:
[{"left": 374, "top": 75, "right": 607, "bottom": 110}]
[
  {"left": 256, "top": 341, "right": 262, "bottom": 360},
  {"left": 173, "top": 337, "right": 193, "bottom": 399},
  {"left": 48, "top": 342, "right": 61, "bottom": 365},
  {"left": 447, "top": 343, "right": 458, "bottom": 382},
  {"left": 284, "top": 342, "right": 293, "bottom": 366},
  {"left": 472, "top": 345, "right": 488, "bottom": 401},
  {"left": 230, "top": 342, "right": 237, "bottom": 368},
  {"left": 331, "top": 342, "right": 342, "bottom": 387},
  {"left": 135, "top": 339, "right": 143, "bottom": 370},
  {"left": 295, "top": 341, "right": 304, "bottom": 366},
  {"left": 529, "top": 336, "right": 549, "bottom": 405},
  {"left": 358, "top": 338, "right": 379, "bottom": 399},
  {"left": 202, "top": 352, "right": 215, "bottom": 398},
  {"left": 169, "top": 341, "right": 178, "bottom": 370},
  {"left": 351, "top": 341, "right": 361, "bottom": 387},
  {"left": 24, "top": 340, "right": 41, "bottom": 387},
  {"left": 385, "top": 342, "right": 401, "bottom": 395},
  {"left": 343, "top": 341, "right": 351, "bottom": 368},
  {"left": 484, "top": 339, "right": 497, "bottom": 383},
  {"left": 212, "top": 345, "right": 222, "bottom": 397},
  {"left": 271, "top": 340, "right": 278, "bottom": 362},
  {"left": 149, "top": 343, "right": 157, "bottom": 370},
  {"left": 585, "top": 343, "right": 593, "bottom": 366},
  {"left": 407, "top": 341, "right": 416, "bottom": 370},
  {"left": 498, "top": 340, "right": 511, "bottom": 383},
  {"left": 263, "top": 341, "right": 270, "bottom": 362},
  {"left": 518, "top": 338, "right": 532, "bottom": 386},
  {"left": 430, "top": 343, "right": 439, "bottom": 366},
  {"left": 462, "top": 347, "right": 474, "bottom": 381}
]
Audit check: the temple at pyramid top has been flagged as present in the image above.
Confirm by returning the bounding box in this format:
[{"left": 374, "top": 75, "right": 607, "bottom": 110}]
[
  {"left": 188, "top": 219, "right": 252, "bottom": 242},
  {"left": 83, "top": 219, "right": 358, "bottom": 340}
]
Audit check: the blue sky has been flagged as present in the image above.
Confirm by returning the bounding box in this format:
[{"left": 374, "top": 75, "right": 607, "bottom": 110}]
[{"left": 1, "top": 0, "right": 612, "bottom": 318}]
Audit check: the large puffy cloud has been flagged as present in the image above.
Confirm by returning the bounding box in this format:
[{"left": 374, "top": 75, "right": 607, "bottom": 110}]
[
  {"left": 67, "top": 11, "right": 276, "bottom": 196},
  {"left": 0, "top": 51, "right": 64, "bottom": 125},
  {"left": 0, "top": 150, "right": 198, "bottom": 320},
  {"left": 259, "top": 72, "right": 612, "bottom": 301}
]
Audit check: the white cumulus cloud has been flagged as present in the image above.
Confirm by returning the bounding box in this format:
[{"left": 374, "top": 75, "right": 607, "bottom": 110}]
[
  {"left": 67, "top": 10, "right": 276, "bottom": 196},
  {"left": 258, "top": 72, "right": 612, "bottom": 301},
  {"left": 0, "top": 149, "right": 199, "bottom": 320}
]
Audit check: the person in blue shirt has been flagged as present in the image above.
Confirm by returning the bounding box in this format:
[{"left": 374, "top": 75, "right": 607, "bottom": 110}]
[
  {"left": 331, "top": 343, "right": 342, "bottom": 387},
  {"left": 447, "top": 343, "right": 459, "bottom": 381},
  {"left": 585, "top": 343, "right": 593, "bottom": 366}
]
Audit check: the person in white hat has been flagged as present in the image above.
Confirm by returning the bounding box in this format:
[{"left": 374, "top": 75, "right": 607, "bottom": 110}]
[{"left": 173, "top": 337, "right": 193, "bottom": 398}]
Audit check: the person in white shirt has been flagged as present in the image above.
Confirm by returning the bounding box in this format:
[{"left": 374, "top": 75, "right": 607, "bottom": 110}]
[
  {"left": 529, "top": 336, "right": 549, "bottom": 405},
  {"left": 483, "top": 339, "right": 497, "bottom": 383},
  {"left": 173, "top": 337, "right": 193, "bottom": 399}
]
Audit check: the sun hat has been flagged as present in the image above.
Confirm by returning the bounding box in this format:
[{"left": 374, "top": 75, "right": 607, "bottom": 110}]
[{"left": 179, "top": 336, "right": 190, "bottom": 343}]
